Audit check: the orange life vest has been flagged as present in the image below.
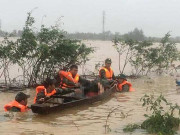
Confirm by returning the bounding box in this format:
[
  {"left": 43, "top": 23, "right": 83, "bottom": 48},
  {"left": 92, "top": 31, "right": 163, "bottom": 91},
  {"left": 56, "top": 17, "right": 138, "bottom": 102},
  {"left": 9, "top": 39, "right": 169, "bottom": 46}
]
[
  {"left": 4, "top": 100, "right": 28, "bottom": 112},
  {"left": 59, "top": 71, "right": 75, "bottom": 83},
  {"left": 59, "top": 71, "right": 79, "bottom": 88},
  {"left": 44, "top": 89, "right": 56, "bottom": 96},
  {"left": 117, "top": 80, "right": 135, "bottom": 92},
  {"left": 99, "top": 67, "right": 114, "bottom": 80},
  {"left": 34, "top": 85, "right": 57, "bottom": 103}
]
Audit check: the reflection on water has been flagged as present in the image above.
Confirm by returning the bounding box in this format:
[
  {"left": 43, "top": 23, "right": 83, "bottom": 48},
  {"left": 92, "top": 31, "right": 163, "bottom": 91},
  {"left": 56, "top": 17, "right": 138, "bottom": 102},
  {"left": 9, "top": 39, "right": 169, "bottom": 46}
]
[{"left": 0, "top": 76, "right": 180, "bottom": 135}]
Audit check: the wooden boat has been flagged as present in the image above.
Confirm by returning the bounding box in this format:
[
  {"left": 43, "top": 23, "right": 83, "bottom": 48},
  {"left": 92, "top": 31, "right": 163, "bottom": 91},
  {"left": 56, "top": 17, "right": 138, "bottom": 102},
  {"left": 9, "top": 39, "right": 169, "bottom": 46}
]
[{"left": 31, "top": 84, "right": 117, "bottom": 114}]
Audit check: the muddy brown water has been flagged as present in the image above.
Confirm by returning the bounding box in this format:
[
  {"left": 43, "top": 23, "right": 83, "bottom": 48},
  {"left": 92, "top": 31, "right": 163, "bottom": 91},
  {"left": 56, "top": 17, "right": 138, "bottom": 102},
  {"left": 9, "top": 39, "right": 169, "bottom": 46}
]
[
  {"left": 0, "top": 39, "right": 180, "bottom": 134},
  {"left": 0, "top": 76, "right": 180, "bottom": 135}
]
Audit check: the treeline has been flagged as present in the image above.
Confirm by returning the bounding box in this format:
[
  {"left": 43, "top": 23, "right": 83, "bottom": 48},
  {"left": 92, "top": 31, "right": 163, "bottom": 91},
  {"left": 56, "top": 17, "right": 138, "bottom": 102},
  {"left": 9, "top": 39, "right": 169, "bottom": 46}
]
[
  {"left": 66, "top": 28, "right": 146, "bottom": 41},
  {"left": 0, "top": 30, "right": 8, "bottom": 37},
  {"left": 0, "top": 29, "right": 23, "bottom": 37},
  {"left": 1, "top": 28, "right": 180, "bottom": 43},
  {"left": 66, "top": 28, "right": 180, "bottom": 43}
]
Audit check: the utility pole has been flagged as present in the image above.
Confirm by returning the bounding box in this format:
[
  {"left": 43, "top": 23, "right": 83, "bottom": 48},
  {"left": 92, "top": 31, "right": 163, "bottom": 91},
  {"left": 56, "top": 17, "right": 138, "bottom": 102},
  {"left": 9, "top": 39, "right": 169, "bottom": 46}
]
[
  {"left": 102, "top": 11, "right": 106, "bottom": 40},
  {"left": 0, "top": 19, "right": 1, "bottom": 30},
  {"left": 102, "top": 11, "right": 105, "bottom": 34}
]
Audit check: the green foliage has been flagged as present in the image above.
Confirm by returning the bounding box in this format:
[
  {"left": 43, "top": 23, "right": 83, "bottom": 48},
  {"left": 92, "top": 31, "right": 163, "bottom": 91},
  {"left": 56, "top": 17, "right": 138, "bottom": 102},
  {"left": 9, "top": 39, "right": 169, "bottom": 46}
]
[
  {"left": 113, "top": 32, "right": 180, "bottom": 76},
  {"left": 123, "top": 94, "right": 180, "bottom": 135},
  {"left": 142, "top": 33, "right": 179, "bottom": 75},
  {"left": 129, "top": 40, "right": 153, "bottom": 75},
  {"left": 0, "top": 12, "right": 94, "bottom": 86},
  {"left": 140, "top": 94, "right": 180, "bottom": 135},
  {"left": 123, "top": 124, "right": 140, "bottom": 132},
  {"left": 112, "top": 38, "right": 137, "bottom": 74},
  {"left": 93, "top": 61, "right": 103, "bottom": 75}
]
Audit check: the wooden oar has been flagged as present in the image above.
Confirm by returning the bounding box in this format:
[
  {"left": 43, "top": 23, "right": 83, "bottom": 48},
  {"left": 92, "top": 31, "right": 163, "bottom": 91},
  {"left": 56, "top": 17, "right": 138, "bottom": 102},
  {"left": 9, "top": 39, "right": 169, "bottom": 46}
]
[
  {"left": 56, "top": 89, "right": 75, "bottom": 95},
  {"left": 42, "top": 92, "right": 82, "bottom": 104},
  {"left": 42, "top": 86, "right": 83, "bottom": 104},
  {"left": 44, "top": 101, "right": 62, "bottom": 104},
  {"left": 98, "top": 80, "right": 117, "bottom": 94},
  {"left": 51, "top": 95, "right": 81, "bottom": 100},
  {"left": 110, "top": 80, "right": 118, "bottom": 87},
  {"left": 43, "top": 95, "right": 81, "bottom": 105}
]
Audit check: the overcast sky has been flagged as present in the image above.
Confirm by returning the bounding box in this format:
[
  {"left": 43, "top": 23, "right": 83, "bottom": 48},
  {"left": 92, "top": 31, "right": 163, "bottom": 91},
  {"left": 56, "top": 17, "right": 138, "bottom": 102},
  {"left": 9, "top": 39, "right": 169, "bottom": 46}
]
[{"left": 0, "top": 0, "right": 180, "bottom": 37}]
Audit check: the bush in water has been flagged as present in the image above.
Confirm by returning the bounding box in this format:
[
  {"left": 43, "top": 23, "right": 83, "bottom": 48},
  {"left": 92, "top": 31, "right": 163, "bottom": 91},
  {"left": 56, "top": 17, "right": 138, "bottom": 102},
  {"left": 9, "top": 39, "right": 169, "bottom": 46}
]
[
  {"left": 113, "top": 33, "right": 180, "bottom": 76},
  {"left": 0, "top": 12, "right": 94, "bottom": 86},
  {"left": 123, "top": 94, "right": 180, "bottom": 135},
  {"left": 123, "top": 124, "right": 140, "bottom": 132}
]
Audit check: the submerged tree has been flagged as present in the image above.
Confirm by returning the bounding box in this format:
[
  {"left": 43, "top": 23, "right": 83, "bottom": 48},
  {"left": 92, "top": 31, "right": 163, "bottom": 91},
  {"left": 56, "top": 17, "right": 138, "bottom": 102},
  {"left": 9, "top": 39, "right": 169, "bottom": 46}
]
[
  {"left": 0, "top": 38, "right": 14, "bottom": 85},
  {"left": 129, "top": 41, "right": 152, "bottom": 75},
  {"left": 113, "top": 32, "right": 180, "bottom": 76},
  {"left": 0, "top": 12, "right": 94, "bottom": 86},
  {"left": 123, "top": 94, "right": 180, "bottom": 135},
  {"left": 141, "top": 33, "right": 180, "bottom": 75},
  {"left": 113, "top": 38, "right": 136, "bottom": 74}
]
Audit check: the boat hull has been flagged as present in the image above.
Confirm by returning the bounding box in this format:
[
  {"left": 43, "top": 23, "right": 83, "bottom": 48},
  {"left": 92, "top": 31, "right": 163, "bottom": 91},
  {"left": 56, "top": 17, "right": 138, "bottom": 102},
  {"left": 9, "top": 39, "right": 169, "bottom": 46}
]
[{"left": 31, "top": 85, "right": 116, "bottom": 114}]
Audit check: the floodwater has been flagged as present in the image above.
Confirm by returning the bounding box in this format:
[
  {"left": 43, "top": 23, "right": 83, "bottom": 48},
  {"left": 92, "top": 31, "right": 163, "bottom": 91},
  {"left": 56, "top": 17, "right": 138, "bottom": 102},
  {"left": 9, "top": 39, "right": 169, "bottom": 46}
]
[
  {"left": 0, "top": 39, "right": 180, "bottom": 135},
  {"left": 0, "top": 76, "right": 180, "bottom": 135}
]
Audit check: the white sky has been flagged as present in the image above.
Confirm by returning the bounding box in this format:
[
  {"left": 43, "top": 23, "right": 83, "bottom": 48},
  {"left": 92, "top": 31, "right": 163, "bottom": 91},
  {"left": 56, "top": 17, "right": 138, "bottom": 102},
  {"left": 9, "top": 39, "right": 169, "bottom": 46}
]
[{"left": 0, "top": 0, "right": 180, "bottom": 37}]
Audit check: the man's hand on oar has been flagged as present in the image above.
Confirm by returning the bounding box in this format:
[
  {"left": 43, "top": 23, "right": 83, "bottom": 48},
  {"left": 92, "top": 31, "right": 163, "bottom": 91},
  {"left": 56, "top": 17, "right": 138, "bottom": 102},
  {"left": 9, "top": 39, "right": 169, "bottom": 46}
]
[
  {"left": 110, "top": 80, "right": 118, "bottom": 87},
  {"left": 55, "top": 88, "right": 75, "bottom": 95},
  {"left": 39, "top": 98, "right": 45, "bottom": 102}
]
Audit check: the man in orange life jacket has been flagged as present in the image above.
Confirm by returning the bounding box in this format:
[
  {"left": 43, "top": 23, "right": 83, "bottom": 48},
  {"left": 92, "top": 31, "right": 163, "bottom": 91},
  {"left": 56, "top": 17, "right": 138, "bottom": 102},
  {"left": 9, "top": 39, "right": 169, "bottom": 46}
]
[
  {"left": 116, "top": 74, "right": 135, "bottom": 92},
  {"left": 59, "top": 65, "right": 90, "bottom": 91},
  {"left": 59, "top": 65, "right": 95, "bottom": 97},
  {"left": 34, "top": 78, "right": 63, "bottom": 104},
  {"left": 4, "top": 92, "right": 30, "bottom": 112},
  {"left": 99, "top": 58, "right": 116, "bottom": 87}
]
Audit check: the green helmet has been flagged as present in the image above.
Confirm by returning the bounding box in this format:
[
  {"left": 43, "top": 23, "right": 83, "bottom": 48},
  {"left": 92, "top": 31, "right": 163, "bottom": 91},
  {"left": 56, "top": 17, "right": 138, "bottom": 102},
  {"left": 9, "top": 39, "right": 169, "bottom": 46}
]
[
  {"left": 117, "top": 74, "right": 127, "bottom": 80},
  {"left": 105, "top": 58, "right": 112, "bottom": 64}
]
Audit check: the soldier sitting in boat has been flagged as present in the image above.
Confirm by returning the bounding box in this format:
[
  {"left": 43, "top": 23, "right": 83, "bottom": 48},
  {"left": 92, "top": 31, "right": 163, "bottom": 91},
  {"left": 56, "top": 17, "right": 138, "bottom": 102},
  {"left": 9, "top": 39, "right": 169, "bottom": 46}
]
[
  {"left": 116, "top": 74, "right": 135, "bottom": 92},
  {"left": 59, "top": 65, "right": 97, "bottom": 97},
  {"left": 34, "top": 78, "right": 63, "bottom": 104},
  {"left": 4, "top": 92, "right": 30, "bottom": 112},
  {"left": 99, "top": 58, "right": 116, "bottom": 88}
]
